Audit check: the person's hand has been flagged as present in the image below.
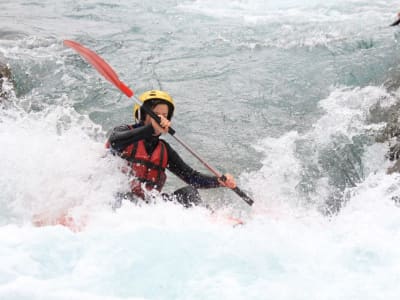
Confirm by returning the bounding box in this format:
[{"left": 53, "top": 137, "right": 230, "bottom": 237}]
[
  {"left": 151, "top": 115, "right": 170, "bottom": 135},
  {"left": 218, "top": 173, "right": 237, "bottom": 189}
]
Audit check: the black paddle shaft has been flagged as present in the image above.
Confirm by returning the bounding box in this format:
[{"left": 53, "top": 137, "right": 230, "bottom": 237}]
[
  {"left": 140, "top": 105, "right": 176, "bottom": 135},
  {"left": 141, "top": 104, "right": 254, "bottom": 206}
]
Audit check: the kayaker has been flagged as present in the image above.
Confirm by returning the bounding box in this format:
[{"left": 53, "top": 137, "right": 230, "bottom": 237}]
[{"left": 106, "top": 90, "right": 236, "bottom": 207}]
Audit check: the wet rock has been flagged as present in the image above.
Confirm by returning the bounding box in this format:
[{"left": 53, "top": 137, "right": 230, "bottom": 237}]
[
  {"left": 371, "top": 101, "right": 400, "bottom": 142},
  {"left": 370, "top": 95, "right": 400, "bottom": 173},
  {"left": 0, "top": 59, "right": 12, "bottom": 101},
  {"left": 383, "top": 65, "right": 400, "bottom": 92},
  {"left": 387, "top": 159, "right": 400, "bottom": 174}
]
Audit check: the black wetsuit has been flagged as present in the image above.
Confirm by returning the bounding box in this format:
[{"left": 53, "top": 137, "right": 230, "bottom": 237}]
[{"left": 108, "top": 123, "right": 220, "bottom": 207}]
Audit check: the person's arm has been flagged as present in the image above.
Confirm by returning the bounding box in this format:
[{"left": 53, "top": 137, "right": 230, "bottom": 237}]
[
  {"left": 165, "top": 142, "right": 222, "bottom": 188},
  {"left": 107, "top": 124, "right": 154, "bottom": 152}
]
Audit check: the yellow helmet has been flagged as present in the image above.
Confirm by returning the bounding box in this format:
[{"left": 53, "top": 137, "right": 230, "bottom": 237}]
[{"left": 134, "top": 90, "right": 175, "bottom": 122}]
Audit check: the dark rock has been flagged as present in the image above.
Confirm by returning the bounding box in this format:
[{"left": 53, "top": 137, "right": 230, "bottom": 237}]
[
  {"left": 387, "top": 159, "right": 400, "bottom": 174},
  {"left": 0, "top": 60, "right": 13, "bottom": 101},
  {"left": 370, "top": 94, "right": 400, "bottom": 173}
]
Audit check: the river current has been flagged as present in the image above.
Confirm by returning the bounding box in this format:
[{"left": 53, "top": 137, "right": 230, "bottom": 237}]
[{"left": 1, "top": 1, "right": 400, "bottom": 299}]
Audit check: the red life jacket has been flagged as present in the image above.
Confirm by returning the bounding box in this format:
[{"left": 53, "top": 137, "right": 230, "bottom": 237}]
[{"left": 122, "top": 140, "right": 168, "bottom": 199}]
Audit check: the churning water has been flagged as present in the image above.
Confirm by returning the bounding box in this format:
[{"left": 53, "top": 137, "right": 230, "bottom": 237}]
[{"left": 1, "top": 0, "right": 400, "bottom": 299}]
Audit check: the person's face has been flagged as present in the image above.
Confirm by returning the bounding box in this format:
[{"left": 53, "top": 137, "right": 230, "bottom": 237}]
[{"left": 144, "top": 103, "right": 169, "bottom": 124}]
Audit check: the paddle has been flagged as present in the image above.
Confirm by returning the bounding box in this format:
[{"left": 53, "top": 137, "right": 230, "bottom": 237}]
[
  {"left": 64, "top": 40, "right": 254, "bottom": 206},
  {"left": 390, "top": 12, "right": 400, "bottom": 26},
  {"left": 391, "top": 18, "right": 400, "bottom": 26}
]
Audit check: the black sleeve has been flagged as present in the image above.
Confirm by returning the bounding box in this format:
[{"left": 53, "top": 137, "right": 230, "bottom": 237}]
[
  {"left": 164, "top": 141, "right": 220, "bottom": 189},
  {"left": 108, "top": 124, "right": 154, "bottom": 152}
]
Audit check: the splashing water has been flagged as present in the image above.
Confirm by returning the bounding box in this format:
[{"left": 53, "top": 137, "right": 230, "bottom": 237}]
[{"left": 1, "top": 0, "right": 400, "bottom": 299}]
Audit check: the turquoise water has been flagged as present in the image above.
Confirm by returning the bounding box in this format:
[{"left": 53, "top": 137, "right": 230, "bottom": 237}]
[{"left": 1, "top": 1, "right": 400, "bottom": 299}]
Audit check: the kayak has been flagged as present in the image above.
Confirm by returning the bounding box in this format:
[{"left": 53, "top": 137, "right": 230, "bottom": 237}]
[{"left": 32, "top": 207, "right": 244, "bottom": 232}]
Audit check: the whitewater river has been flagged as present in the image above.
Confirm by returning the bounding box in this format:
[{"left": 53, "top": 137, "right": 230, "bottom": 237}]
[{"left": 1, "top": 0, "right": 400, "bottom": 299}]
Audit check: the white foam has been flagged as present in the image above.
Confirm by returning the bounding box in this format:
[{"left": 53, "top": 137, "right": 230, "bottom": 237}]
[
  {"left": 314, "top": 85, "right": 395, "bottom": 145},
  {"left": 178, "top": 0, "right": 395, "bottom": 50},
  {"left": 1, "top": 1, "right": 400, "bottom": 298},
  {"left": 0, "top": 105, "right": 128, "bottom": 223},
  {"left": 241, "top": 85, "right": 396, "bottom": 212}
]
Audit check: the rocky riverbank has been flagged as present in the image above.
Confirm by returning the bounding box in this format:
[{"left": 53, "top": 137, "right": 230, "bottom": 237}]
[
  {"left": 372, "top": 78, "right": 400, "bottom": 174},
  {"left": 0, "top": 59, "right": 12, "bottom": 102}
]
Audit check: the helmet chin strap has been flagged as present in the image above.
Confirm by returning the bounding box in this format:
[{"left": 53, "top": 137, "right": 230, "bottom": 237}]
[{"left": 136, "top": 108, "right": 141, "bottom": 124}]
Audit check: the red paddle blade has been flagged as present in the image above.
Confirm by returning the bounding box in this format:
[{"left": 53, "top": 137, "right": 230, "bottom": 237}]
[{"left": 64, "top": 40, "right": 133, "bottom": 98}]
